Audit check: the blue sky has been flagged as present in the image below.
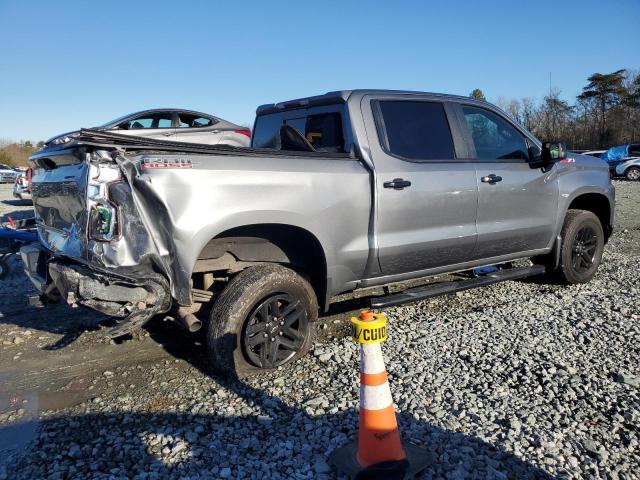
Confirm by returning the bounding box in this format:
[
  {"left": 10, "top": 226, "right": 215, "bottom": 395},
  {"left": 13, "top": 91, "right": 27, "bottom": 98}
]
[{"left": 0, "top": 0, "right": 638, "bottom": 142}]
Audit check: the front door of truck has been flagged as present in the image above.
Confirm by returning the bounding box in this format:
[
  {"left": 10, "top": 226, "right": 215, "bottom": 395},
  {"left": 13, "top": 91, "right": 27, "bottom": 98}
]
[
  {"left": 455, "top": 103, "right": 559, "bottom": 259},
  {"left": 362, "top": 96, "right": 479, "bottom": 277}
]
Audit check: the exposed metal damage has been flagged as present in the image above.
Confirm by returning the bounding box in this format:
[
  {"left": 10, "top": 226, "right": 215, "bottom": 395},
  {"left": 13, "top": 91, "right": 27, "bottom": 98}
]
[
  {"left": 23, "top": 131, "right": 227, "bottom": 337},
  {"left": 48, "top": 260, "right": 171, "bottom": 337}
]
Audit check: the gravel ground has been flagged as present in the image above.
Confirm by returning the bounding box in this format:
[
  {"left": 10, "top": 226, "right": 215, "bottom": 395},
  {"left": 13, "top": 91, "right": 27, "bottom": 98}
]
[{"left": 0, "top": 182, "right": 639, "bottom": 479}]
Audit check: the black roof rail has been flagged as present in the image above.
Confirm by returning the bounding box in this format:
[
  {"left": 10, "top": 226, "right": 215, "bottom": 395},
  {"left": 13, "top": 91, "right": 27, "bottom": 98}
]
[{"left": 256, "top": 91, "right": 350, "bottom": 116}]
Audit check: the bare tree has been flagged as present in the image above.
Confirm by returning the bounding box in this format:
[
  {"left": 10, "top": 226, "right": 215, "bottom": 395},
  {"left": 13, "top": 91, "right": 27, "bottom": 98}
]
[
  {"left": 506, "top": 99, "right": 522, "bottom": 125},
  {"left": 520, "top": 97, "right": 536, "bottom": 131}
]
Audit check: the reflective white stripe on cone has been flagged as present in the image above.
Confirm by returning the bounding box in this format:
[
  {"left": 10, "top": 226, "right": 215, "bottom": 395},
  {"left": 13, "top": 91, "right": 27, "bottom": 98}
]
[
  {"left": 361, "top": 343, "right": 386, "bottom": 374},
  {"left": 360, "top": 383, "right": 393, "bottom": 410}
]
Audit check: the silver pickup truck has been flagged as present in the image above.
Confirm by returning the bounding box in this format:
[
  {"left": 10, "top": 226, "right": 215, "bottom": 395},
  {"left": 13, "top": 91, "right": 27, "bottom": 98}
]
[{"left": 22, "top": 90, "right": 614, "bottom": 376}]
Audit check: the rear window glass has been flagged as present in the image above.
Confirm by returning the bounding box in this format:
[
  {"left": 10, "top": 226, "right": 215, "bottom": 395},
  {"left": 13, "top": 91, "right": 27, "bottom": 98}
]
[
  {"left": 179, "top": 114, "right": 215, "bottom": 128},
  {"left": 253, "top": 111, "right": 345, "bottom": 152},
  {"left": 376, "top": 101, "right": 455, "bottom": 161},
  {"left": 252, "top": 114, "right": 284, "bottom": 149}
]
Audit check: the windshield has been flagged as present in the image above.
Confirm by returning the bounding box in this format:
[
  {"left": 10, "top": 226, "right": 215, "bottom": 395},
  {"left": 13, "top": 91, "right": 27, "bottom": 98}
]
[{"left": 98, "top": 112, "right": 141, "bottom": 128}]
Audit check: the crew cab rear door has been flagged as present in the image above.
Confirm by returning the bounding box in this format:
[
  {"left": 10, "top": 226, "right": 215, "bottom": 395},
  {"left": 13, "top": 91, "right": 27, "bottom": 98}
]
[
  {"left": 453, "top": 102, "right": 559, "bottom": 258},
  {"left": 361, "top": 95, "right": 478, "bottom": 276}
]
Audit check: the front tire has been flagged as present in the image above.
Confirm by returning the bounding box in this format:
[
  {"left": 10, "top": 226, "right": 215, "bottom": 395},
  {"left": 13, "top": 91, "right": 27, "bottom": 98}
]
[
  {"left": 534, "top": 209, "right": 604, "bottom": 284},
  {"left": 625, "top": 166, "right": 640, "bottom": 181},
  {"left": 207, "top": 264, "right": 317, "bottom": 377},
  {"left": 555, "top": 210, "right": 604, "bottom": 284}
]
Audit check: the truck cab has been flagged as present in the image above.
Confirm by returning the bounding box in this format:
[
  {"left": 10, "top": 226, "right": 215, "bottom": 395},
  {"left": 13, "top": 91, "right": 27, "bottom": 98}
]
[{"left": 252, "top": 90, "right": 614, "bottom": 284}]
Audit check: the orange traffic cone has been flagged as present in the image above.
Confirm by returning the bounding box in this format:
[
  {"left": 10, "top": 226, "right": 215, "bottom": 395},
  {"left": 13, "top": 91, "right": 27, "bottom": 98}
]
[{"left": 329, "top": 310, "right": 431, "bottom": 479}]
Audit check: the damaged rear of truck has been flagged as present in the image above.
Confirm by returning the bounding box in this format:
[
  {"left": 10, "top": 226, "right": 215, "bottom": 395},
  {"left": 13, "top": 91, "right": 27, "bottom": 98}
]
[
  {"left": 23, "top": 135, "right": 182, "bottom": 337},
  {"left": 23, "top": 127, "right": 370, "bottom": 375}
]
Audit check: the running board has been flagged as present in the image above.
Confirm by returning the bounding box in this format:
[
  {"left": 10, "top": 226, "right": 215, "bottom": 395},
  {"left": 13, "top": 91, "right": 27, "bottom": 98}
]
[{"left": 370, "top": 265, "right": 545, "bottom": 308}]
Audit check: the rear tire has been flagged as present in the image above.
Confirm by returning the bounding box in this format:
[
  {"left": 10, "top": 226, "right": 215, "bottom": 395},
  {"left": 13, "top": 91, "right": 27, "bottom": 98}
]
[
  {"left": 625, "top": 166, "right": 640, "bottom": 181},
  {"left": 206, "top": 264, "right": 317, "bottom": 377},
  {"left": 538, "top": 209, "right": 604, "bottom": 284}
]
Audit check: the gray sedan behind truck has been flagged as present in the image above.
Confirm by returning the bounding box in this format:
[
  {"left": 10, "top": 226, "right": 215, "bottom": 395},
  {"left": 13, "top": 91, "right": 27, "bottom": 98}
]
[
  {"left": 23, "top": 90, "right": 614, "bottom": 377},
  {"left": 45, "top": 108, "right": 251, "bottom": 148}
]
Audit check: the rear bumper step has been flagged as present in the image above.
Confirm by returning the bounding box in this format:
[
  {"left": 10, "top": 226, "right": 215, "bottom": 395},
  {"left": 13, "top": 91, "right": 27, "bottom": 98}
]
[{"left": 370, "top": 265, "right": 545, "bottom": 308}]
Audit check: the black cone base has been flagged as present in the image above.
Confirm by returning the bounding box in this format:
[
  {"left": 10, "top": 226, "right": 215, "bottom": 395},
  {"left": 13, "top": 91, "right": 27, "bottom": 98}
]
[{"left": 328, "top": 441, "right": 432, "bottom": 479}]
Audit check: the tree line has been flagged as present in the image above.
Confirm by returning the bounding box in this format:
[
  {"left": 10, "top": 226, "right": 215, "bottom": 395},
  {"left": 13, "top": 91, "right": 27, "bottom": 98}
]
[
  {"left": 0, "top": 140, "right": 41, "bottom": 168},
  {"left": 1, "top": 70, "right": 637, "bottom": 167},
  {"left": 472, "top": 69, "right": 640, "bottom": 150}
]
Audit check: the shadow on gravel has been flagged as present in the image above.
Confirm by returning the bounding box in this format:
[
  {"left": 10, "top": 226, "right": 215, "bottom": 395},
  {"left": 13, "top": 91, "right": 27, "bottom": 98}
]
[
  {"left": 0, "top": 280, "right": 557, "bottom": 477},
  {"left": 1, "top": 367, "right": 556, "bottom": 480},
  {"left": 0, "top": 255, "right": 561, "bottom": 478},
  {"left": 41, "top": 329, "right": 88, "bottom": 351},
  {"left": 0, "top": 290, "right": 558, "bottom": 478}
]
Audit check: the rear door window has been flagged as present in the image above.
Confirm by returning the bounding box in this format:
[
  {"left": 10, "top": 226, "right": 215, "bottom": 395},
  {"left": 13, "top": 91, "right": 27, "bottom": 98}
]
[
  {"left": 375, "top": 101, "right": 456, "bottom": 161},
  {"left": 461, "top": 106, "right": 529, "bottom": 160}
]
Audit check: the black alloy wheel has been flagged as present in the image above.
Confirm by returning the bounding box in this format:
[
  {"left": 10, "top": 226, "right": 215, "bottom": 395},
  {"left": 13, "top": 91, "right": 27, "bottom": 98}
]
[
  {"left": 242, "top": 293, "right": 309, "bottom": 368},
  {"left": 571, "top": 226, "right": 599, "bottom": 273}
]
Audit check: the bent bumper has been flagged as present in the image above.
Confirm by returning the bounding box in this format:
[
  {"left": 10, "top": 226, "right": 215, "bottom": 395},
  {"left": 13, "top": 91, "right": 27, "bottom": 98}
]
[{"left": 20, "top": 243, "right": 171, "bottom": 336}]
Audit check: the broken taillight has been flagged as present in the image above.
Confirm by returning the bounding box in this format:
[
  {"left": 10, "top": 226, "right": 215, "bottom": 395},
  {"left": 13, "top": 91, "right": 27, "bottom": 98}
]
[
  {"left": 234, "top": 129, "right": 251, "bottom": 138},
  {"left": 87, "top": 163, "right": 121, "bottom": 242}
]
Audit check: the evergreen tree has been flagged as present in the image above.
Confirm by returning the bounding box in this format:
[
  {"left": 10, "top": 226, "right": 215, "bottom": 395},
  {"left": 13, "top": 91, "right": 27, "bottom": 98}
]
[
  {"left": 470, "top": 89, "right": 486, "bottom": 101},
  {"left": 578, "top": 70, "right": 626, "bottom": 146}
]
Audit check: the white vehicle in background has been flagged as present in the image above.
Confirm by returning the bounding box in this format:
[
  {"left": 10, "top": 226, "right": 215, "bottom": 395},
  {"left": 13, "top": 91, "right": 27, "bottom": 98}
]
[
  {"left": 13, "top": 168, "right": 31, "bottom": 200},
  {"left": 601, "top": 144, "right": 640, "bottom": 180},
  {"left": 45, "top": 109, "right": 252, "bottom": 148},
  {"left": 582, "top": 150, "right": 606, "bottom": 158},
  {"left": 616, "top": 157, "right": 640, "bottom": 181},
  {"left": 0, "top": 165, "right": 19, "bottom": 184}
]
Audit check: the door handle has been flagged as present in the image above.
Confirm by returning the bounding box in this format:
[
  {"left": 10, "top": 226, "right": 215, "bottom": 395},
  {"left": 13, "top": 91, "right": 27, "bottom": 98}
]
[
  {"left": 383, "top": 178, "right": 412, "bottom": 190},
  {"left": 481, "top": 174, "right": 503, "bottom": 184},
  {"left": 163, "top": 132, "right": 173, "bottom": 136}
]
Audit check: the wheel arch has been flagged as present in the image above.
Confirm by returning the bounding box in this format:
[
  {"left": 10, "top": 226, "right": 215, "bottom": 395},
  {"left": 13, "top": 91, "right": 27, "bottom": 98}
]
[
  {"left": 567, "top": 192, "right": 612, "bottom": 242},
  {"left": 194, "top": 223, "right": 328, "bottom": 309}
]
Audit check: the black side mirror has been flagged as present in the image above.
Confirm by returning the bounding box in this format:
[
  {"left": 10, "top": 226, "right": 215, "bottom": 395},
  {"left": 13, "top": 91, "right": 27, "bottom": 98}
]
[
  {"left": 541, "top": 142, "right": 566, "bottom": 164},
  {"left": 529, "top": 141, "right": 566, "bottom": 169}
]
